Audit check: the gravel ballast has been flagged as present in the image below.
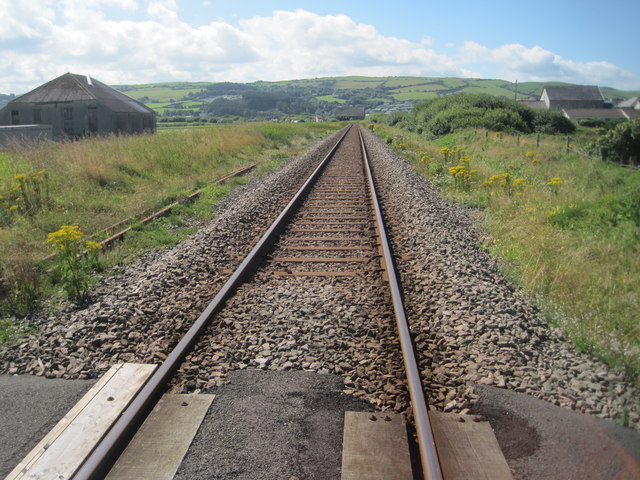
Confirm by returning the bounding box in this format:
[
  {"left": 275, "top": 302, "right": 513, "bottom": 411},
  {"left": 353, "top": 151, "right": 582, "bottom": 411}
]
[
  {"left": 0, "top": 128, "right": 347, "bottom": 379},
  {"left": 1, "top": 124, "right": 638, "bottom": 436},
  {"left": 361, "top": 127, "right": 640, "bottom": 430}
]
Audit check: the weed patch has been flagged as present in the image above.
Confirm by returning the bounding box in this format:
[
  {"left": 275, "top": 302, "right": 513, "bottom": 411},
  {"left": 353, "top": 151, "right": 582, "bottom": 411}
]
[
  {"left": 0, "top": 122, "right": 340, "bottom": 321},
  {"left": 374, "top": 124, "right": 640, "bottom": 385}
]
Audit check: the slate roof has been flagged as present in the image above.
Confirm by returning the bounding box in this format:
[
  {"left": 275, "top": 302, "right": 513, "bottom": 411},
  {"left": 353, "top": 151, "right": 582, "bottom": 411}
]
[
  {"left": 543, "top": 85, "right": 604, "bottom": 102},
  {"left": 562, "top": 108, "right": 634, "bottom": 120},
  {"left": 11, "top": 73, "right": 153, "bottom": 114},
  {"left": 617, "top": 96, "right": 640, "bottom": 108},
  {"left": 335, "top": 106, "right": 366, "bottom": 118}
]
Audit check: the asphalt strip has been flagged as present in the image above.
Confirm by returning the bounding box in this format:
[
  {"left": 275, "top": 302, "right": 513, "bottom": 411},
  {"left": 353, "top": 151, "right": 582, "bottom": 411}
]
[
  {"left": 471, "top": 384, "right": 640, "bottom": 480},
  {"left": 174, "top": 369, "right": 375, "bottom": 480},
  {"left": 0, "top": 374, "right": 96, "bottom": 478}
]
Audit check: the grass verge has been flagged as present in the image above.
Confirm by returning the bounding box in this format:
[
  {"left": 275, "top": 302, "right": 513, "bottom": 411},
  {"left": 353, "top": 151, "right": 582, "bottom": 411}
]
[
  {"left": 0, "top": 122, "right": 341, "bottom": 334},
  {"left": 369, "top": 123, "right": 640, "bottom": 386}
]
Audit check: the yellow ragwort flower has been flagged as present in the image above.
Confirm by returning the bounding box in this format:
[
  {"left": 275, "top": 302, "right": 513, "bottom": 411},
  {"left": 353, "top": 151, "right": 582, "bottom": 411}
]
[
  {"left": 547, "top": 177, "right": 564, "bottom": 186},
  {"left": 85, "top": 240, "right": 103, "bottom": 251}
]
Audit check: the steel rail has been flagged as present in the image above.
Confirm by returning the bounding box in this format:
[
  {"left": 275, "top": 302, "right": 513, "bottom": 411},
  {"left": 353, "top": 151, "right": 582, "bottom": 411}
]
[
  {"left": 358, "top": 127, "right": 444, "bottom": 480},
  {"left": 71, "top": 125, "right": 351, "bottom": 480}
]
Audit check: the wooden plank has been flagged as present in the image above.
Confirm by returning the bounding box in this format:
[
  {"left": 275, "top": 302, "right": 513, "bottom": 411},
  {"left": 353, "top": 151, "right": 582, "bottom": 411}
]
[
  {"left": 11, "top": 363, "right": 157, "bottom": 480},
  {"left": 341, "top": 411, "right": 412, "bottom": 480},
  {"left": 273, "top": 257, "right": 369, "bottom": 263},
  {"left": 429, "top": 412, "right": 514, "bottom": 480},
  {"left": 281, "top": 246, "right": 369, "bottom": 251},
  {"left": 288, "top": 228, "right": 367, "bottom": 233},
  {"left": 274, "top": 271, "right": 362, "bottom": 277},
  {"left": 284, "top": 237, "right": 370, "bottom": 242},
  {"left": 105, "top": 394, "right": 215, "bottom": 480},
  {"left": 5, "top": 364, "right": 123, "bottom": 480},
  {"left": 296, "top": 221, "right": 369, "bottom": 226},
  {"left": 299, "top": 213, "right": 369, "bottom": 217}
]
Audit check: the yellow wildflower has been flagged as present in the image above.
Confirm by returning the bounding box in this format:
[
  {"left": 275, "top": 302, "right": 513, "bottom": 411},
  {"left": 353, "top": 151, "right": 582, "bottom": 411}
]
[
  {"left": 85, "top": 240, "right": 103, "bottom": 250},
  {"left": 47, "top": 223, "right": 84, "bottom": 247},
  {"left": 547, "top": 177, "right": 564, "bottom": 186}
]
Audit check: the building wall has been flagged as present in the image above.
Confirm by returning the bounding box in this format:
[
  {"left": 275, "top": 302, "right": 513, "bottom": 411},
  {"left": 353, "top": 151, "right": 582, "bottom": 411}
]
[
  {"left": 0, "top": 101, "right": 155, "bottom": 139},
  {"left": 549, "top": 99, "right": 605, "bottom": 110},
  {"left": 0, "top": 125, "right": 52, "bottom": 147},
  {"left": 540, "top": 89, "right": 604, "bottom": 110}
]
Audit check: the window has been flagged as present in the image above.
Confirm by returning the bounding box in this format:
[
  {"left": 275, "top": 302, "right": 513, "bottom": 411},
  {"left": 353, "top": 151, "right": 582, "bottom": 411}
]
[
  {"left": 11, "top": 110, "right": 19, "bottom": 125},
  {"left": 88, "top": 107, "right": 98, "bottom": 133},
  {"left": 62, "top": 107, "right": 74, "bottom": 137},
  {"left": 33, "top": 109, "right": 42, "bottom": 124}
]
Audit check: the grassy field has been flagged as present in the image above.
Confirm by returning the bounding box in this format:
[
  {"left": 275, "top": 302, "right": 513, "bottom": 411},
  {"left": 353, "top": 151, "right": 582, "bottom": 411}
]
[
  {"left": 390, "top": 92, "right": 439, "bottom": 101},
  {"left": 109, "top": 77, "right": 640, "bottom": 115},
  {"left": 0, "top": 122, "right": 341, "bottom": 324},
  {"left": 370, "top": 123, "right": 640, "bottom": 386},
  {"left": 389, "top": 84, "right": 449, "bottom": 93},
  {"left": 381, "top": 77, "right": 433, "bottom": 88},
  {"left": 146, "top": 100, "right": 207, "bottom": 114},
  {"left": 316, "top": 95, "right": 346, "bottom": 103},
  {"left": 114, "top": 82, "right": 212, "bottom": 102},
  {"left": 331, "top": 76, "right": 387, "bottom": 89}
]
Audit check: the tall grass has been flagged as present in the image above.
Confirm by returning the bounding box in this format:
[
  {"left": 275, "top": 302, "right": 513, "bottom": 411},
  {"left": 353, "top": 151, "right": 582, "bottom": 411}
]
[
  {"left": 0, "top": 122, "right": 340, "bottom": 322},
  {"left": 371, "top": 123, "right": 640, "bottom": 385}
]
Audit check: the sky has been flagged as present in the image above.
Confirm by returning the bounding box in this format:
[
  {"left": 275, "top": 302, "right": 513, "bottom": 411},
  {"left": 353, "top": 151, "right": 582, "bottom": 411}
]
[{"left": 1, "top": 0, "right": 639, "bottom": 94}]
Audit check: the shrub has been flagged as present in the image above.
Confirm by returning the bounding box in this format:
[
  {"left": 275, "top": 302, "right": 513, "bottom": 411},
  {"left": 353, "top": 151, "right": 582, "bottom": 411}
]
[
  {"left": 588, "top": 119, "right": 640, "bottom": 165},
  {"left": 409, "top": 93, "right": 574, "bottom": 136},
  {"left": 531, "top": 110, "right": 575, "bottom": 134}
]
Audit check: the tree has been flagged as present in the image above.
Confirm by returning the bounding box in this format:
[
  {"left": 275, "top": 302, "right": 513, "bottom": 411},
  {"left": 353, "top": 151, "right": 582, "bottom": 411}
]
[{"left": 591, "top": 119, "right": 640, "bottom": 165}]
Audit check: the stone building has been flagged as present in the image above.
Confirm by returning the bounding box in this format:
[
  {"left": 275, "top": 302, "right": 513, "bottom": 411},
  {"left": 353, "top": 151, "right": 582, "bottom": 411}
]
[
  {"left": 334, "top": 106, "right": 366, "bottom": 121},
  {"left": 0, "top": 73, "right": 155, "bottom": 140},
  {"left": 540, "top": 85, "right": 605, "bottom": 110}
]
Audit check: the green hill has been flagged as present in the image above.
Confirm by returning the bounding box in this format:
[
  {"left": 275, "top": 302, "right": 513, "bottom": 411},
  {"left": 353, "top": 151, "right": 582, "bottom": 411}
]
[{"left": 107, "top": 76, "right": 640, "bottom": 117}]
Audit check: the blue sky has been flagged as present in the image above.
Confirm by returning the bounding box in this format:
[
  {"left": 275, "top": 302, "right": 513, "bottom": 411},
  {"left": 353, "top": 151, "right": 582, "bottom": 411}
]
[{"left": 1, "top": 0, "right": 639, "bottom": 94}]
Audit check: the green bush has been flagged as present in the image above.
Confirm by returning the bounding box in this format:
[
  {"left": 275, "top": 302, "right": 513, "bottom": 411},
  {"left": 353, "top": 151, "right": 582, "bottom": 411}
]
[
  {"left": 532, "top": 109, "right": 575, "bottom": 134},
  {"left": 408, "top": 93, "right": 575, "bottom": 136},
  {"left": 588, "top": 119, "right": 640, "bottom": 165}
]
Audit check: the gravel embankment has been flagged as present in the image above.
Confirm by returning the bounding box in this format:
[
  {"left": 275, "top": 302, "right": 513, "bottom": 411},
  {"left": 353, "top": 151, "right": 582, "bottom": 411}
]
[
  {"left": 1, "top": 124, "right": 638, "bottom": 432},
  {"left": 361, "top": 127, "right": 640, "bottom": 430},
  {"left": 0, "top": 128, "right": 347, "bottom": 379},
  {"left": 170, "top": 126, "right": 409, "bottom": 413}
]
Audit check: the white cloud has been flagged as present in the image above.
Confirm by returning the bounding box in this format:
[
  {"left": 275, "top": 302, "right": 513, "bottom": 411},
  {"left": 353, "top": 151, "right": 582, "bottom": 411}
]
[
  {"left": 459, "top": 41, "right": 636, "bottom": 88},
  {"left": 0, "top": 6, "right": 637, "bottom": 93}
]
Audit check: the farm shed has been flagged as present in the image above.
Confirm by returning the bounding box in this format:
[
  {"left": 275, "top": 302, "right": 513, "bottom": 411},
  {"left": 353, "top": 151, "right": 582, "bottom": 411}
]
[
  {"left": 562, "top": 108, "right": 640, "bottom": 121},
  {"left": 617, "top": 97, "right": 640, "bottom": 109},
  {"left": 0, "top": 73, "right": 156, "bottom": 140},
  {"left": 335, "top": 106, "right": 366, "bottom": 120},
  {"left": 540, "top": 85, "right": 605, "bottom": 110}
]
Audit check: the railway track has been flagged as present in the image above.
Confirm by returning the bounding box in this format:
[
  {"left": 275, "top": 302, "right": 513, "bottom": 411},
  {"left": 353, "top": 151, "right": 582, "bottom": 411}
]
[{"left": 72, "top": 124, "right": 443, "bottom": 479}]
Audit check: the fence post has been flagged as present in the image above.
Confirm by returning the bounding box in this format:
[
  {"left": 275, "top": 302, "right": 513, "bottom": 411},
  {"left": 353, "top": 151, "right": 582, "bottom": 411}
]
[
  {"left": 536, "top": 133, "right": 540, "bottom": 147},
  {"left": 517, "top": 135, "right": 520, "bottom": 146},
  {"left": 566, "top": 135, "right": 571, "bottom": 152}
]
